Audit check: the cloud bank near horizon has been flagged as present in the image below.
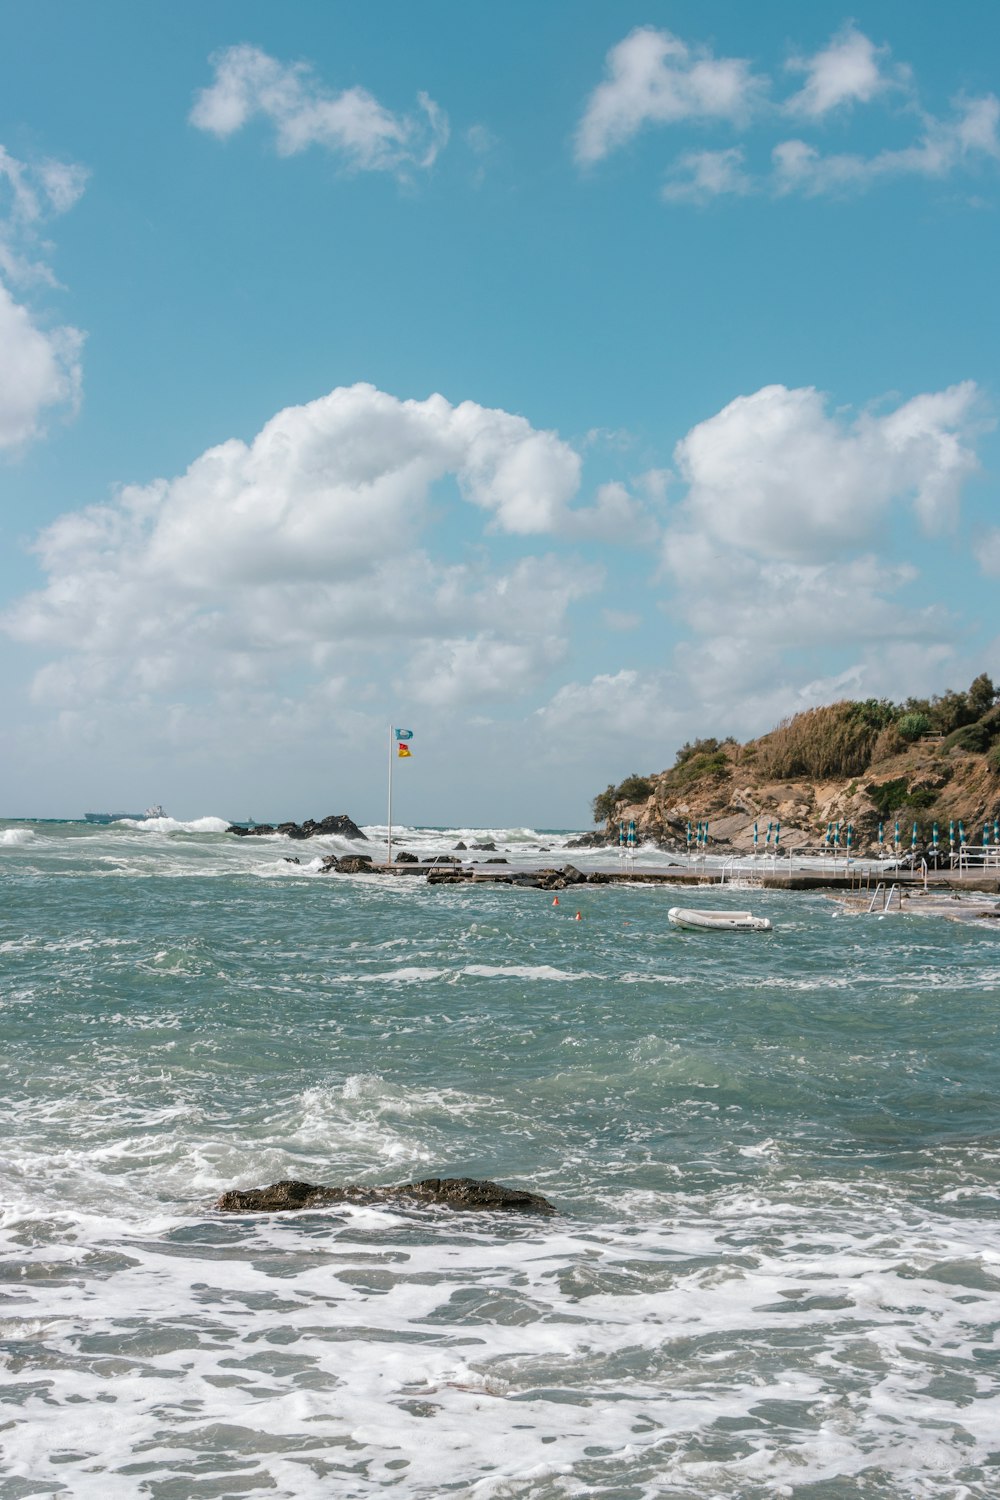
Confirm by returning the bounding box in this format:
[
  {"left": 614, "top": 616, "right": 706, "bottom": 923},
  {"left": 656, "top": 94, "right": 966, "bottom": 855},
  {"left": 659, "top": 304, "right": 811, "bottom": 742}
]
[{"left": 3, "top": 377, "right": 989, "bottom": 766}]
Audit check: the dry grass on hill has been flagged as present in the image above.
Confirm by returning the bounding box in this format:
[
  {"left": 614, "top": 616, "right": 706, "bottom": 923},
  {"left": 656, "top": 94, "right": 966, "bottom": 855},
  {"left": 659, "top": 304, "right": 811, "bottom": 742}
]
[{"left": 751, "top": 702, "right": 896, "bottom": 781}]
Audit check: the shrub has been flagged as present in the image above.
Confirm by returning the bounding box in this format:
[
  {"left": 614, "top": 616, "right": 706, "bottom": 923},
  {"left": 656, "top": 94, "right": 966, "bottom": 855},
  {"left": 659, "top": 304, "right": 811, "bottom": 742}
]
[
  {"left": 871, "top": 723, "right": 905, "bottom": 761},
  {"left": 673, "top": 737, "right": 721, "bottom": 768},
  {"left": 664, "top": 750, "right": 730, "bottom": 789},
  {"left": 591, "top": 784, "right": 618, "bottom": 824},
  {"left": 615, "top": 774, "right": 654, "bottom": 805},
  {"left": 944, "top": 722, "right": 990, "bottom": 753},
  {"left": 754, "top": 702, "right": 887, "bottom": 780},
  {"left": 903, "top": 787, "right": 937, "bottom": 810},
  {"left": 897, "top": 712, "right": 932, "bottom": 742},
  {"left": 866, "top": 778, "right": 910, "bottom": 817},
  {"left": 591, "top": 773, "right": 654, "bottom": 824}
]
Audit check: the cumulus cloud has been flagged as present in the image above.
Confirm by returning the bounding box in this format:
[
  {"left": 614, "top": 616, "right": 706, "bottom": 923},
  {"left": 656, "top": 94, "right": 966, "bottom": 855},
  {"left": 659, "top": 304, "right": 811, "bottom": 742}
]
[
  {"left": 575, "top": 26, "right": 763, "bottom": 164},
  {"left": 0, "top": 283, "right": 83, "bottom": 451},
  {"left": 634, "top": 379, "right": 988, "bottom": 742},
  {"left": 4, "top": 384, "right": 606, "bottom": 716},
  {"left": 784, "top": 25, "right": 907, "bottom": 118},
  {"left": 0, "top": 145, "right": 86, "bottom": 453},
  {"left": 191, "top": 44, "right": 449, "bottom": 174},
  {"left": 671, "top": 381, "right": 984, "bottom": 563}
]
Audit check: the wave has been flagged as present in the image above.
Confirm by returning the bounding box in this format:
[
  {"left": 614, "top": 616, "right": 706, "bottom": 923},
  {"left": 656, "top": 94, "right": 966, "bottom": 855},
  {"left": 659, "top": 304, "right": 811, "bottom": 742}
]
[
  {"left": 116, "top": 815, "right": 231, "bottom": 833},
  {"left": 1, "top": 827, "right": 34, "bottom": 844}
]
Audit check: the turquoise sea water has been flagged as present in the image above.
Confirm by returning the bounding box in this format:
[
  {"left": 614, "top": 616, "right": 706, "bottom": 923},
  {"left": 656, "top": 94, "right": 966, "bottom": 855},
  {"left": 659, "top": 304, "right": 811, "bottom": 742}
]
[{"left": 2, "top": 818, "right": 1000, "bottom": 1499}]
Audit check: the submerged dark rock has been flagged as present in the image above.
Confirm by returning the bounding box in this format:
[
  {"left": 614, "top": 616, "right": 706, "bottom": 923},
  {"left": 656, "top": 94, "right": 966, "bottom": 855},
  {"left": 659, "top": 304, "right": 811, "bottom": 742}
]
[
  {"left": 215, "top": 1175, "right": 556, "bottom": 1215},
  {"left": 227, "top": 813, "right": 367, "bottom": 841}
]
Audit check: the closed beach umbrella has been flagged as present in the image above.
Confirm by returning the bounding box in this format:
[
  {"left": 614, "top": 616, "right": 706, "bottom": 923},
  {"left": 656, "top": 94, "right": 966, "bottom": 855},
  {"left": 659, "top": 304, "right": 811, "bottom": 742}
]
[
  {"left": 949, "top": 819, "right": 955, "bottom": 850},
  {"left": 894, "top": 819, "right": 900, "bottom": 853},
  {"left": 984, "top": 822, "right": 990, "bottom": 849},
  {"left": 912, "top": 821, "right": 918, "bottom": 852},
  {"left": 765, "top": 821, "right": 772, "bottom": 847},
  {"left": 846, "top": 823, "right": 853, "bottom": 852},
  {"left": 834, "top": 821, "right": 840, "bottom": 849},
  {"left": 619, "top": 820, "right": 625, "bottom": 848},
  {"left": 774, "top": 821, "right": 781, "bottom": 850},
  {"left": 959, "top": 819, "right": 966, "bottom": 846},
  {"left": 627, "top": 818, "right": 636, "bottom": 849},
  {"left": 932, "top": 822, "right": 939, "bottom": 850},
  {"left": 994, "top": 818, "right": 999, "bottom": 845},
  {"left": 878, "top": 821, "right": 884, "bottom": 852},
  {"left": 753, "top": 820, "right": 758, "bottom": 851},
  {"left": 825, "top": 821, "right": 832, "bottom": 848}
]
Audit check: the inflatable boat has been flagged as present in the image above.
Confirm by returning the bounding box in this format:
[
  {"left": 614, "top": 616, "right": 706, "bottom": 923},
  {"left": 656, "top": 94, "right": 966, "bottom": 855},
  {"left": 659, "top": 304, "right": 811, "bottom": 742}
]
[{"left": 668, "top": 906, "right": 772, "bottom": 932}]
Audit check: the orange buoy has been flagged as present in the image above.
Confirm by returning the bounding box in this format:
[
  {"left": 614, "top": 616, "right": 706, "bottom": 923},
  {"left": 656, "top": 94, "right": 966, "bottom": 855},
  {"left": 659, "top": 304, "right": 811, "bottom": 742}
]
[
  {"left": 574, "top": 911, "right": 582, "bottom": 921},
  {"left": 552, "top": 896, "right": 559, "bottom": 906}
]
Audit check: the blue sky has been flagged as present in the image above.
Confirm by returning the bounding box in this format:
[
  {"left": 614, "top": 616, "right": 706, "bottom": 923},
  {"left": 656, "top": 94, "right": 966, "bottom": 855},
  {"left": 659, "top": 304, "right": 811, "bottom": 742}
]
[{"left": 1, "top": 1, "right": 999, "bottom": 825}]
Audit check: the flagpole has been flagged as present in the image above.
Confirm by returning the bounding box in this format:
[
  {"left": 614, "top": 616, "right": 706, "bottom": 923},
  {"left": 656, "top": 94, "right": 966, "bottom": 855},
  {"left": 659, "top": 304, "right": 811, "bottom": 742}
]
[{"left": 387, "top": 724, "right": 394, "bottom": 870}]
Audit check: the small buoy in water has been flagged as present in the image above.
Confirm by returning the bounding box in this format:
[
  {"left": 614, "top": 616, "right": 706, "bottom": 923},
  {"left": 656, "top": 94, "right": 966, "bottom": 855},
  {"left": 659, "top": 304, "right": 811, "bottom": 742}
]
[
  {"left": 552, "top": 896, "right": 559, "bottom": 906},
  {"left": 574, "top": 911, "right": 582, "bottom": 921}
]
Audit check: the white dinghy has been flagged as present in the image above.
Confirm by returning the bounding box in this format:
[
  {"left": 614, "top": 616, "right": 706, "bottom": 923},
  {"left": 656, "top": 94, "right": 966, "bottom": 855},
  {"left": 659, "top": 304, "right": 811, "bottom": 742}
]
[{"left": 668, "top": 906, "right": 772, "bottom": 933}]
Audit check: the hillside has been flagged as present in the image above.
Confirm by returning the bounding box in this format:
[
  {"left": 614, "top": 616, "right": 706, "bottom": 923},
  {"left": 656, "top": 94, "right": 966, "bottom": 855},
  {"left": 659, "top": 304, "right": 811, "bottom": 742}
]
[{"left": 590, "top": 676, "right": 1000, "bottom": 855}]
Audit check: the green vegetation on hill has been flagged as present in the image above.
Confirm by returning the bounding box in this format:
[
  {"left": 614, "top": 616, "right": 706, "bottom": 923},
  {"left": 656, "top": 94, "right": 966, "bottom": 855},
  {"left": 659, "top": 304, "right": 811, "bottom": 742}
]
[{"left": 591, "top": 674, "right": 1000, "bottom": 822}]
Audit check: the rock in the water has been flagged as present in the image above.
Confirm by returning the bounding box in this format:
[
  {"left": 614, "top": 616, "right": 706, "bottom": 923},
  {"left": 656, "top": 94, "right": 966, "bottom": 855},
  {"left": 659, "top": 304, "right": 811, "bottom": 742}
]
[
  {"left": 338, "top": 855, "right": 374, "bottom": 874},
  {"left": 395, "top": 851, "right": 418, "bottom": 863},
  {"left": 215, "top": 1175, "right": 555, "bottom": 1215},
  {"left": 227, "top": 813, "right": 366, "bottom": 841}
]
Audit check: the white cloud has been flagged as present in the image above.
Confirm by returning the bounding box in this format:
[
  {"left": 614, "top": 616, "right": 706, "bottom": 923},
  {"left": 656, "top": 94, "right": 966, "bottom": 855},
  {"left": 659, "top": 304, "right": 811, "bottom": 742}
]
[
  {"left": 0, "top": 146, "right": 86, "bottom": 454},
  {"left": 784, "top": 26, "right": 906, "bottom": 118},
  {"left": 662, "top": 146, "right": 753, "bottom": 202},
  {"left": 191, "top": 44, "right": 449, "bottom": 174},
  {"left": 671, "top": 381, "right": 984, "bottom": 563},
  {"left": 575, "top": 26, "right": 763, "bottom": 165},
  {"left": 979, "top": 528, "right": 1000, "bottom": 578},
  {"left": 562, "top": 480, "right": 658, "bottom": 545},
  {"left": 773, "top": 93, "right": 1000, "bottom": 196},
  {"left": 4, "top": 384, "right": 605, "bottom": 717},
  {"left": 0, "top": 283, "right": 83, "bottom": 451}
]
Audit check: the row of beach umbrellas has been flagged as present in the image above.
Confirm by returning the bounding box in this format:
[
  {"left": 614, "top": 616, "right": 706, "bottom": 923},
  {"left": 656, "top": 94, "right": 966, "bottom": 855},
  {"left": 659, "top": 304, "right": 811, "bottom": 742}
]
[{"left": 617, "top": 816, "right": 1000, "bottom": 855}]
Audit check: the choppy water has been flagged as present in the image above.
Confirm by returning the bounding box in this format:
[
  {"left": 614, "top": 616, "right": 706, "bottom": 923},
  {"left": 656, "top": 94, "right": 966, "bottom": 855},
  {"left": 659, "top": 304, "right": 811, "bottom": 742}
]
[{"left": 2, "top": 818, "right": 1000, "bottom": 1499}]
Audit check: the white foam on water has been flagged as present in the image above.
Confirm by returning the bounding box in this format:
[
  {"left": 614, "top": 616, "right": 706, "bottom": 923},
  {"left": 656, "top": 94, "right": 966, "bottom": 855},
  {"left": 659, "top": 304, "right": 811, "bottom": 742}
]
[
  {"left": 3, "top": 1191, "right": 1000, "bottom": 1498},
  {"left": 117, "top": 814, "right": 231, "bottom": 833},
  {"left": 1, "top": 826, "right": 34, "bottom": 844}
]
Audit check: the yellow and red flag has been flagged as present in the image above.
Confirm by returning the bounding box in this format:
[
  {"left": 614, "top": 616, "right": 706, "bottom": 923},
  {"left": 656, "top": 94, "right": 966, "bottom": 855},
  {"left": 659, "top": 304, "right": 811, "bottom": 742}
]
[{"left": 397, "top": 744, "right": 412, "bottom": 758}]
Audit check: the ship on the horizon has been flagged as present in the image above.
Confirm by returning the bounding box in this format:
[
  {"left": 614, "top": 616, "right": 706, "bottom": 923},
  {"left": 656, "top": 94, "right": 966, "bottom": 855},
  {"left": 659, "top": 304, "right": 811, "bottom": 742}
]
[{"left": 84, "top": 805, "right": 167, "bottom": 824}]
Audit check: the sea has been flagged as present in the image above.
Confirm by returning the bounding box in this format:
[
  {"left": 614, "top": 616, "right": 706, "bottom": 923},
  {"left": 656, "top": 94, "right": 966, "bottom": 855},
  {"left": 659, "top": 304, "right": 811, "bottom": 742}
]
[{"left": 2, "top": 815, "right": 1000, "bottom": 1500}]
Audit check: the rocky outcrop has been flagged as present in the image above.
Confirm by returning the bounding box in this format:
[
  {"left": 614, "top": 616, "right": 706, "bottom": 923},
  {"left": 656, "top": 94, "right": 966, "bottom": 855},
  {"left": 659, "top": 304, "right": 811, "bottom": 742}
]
[
  {"left": 215, "top": 1175, "right": 556, "bottom": 1215},
  {"left": 598, "top": 728, "right": 1000, "bottom": 856},
  {"left": 228, "top": 813, "right": 367, "bottom": 840}
]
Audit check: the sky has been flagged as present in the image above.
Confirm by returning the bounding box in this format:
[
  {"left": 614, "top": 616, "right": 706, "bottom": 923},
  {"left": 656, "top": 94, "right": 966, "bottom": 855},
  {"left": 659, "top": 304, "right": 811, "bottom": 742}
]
[{"left": 1, "top": 0, "right": 999, "bottom": 827}]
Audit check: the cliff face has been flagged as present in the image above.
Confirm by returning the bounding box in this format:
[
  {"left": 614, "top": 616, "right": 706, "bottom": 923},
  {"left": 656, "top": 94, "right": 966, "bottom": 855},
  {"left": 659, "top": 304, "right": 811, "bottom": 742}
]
[{"left": 602, "top": 732, "right": 1000, "bottom": 855}]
